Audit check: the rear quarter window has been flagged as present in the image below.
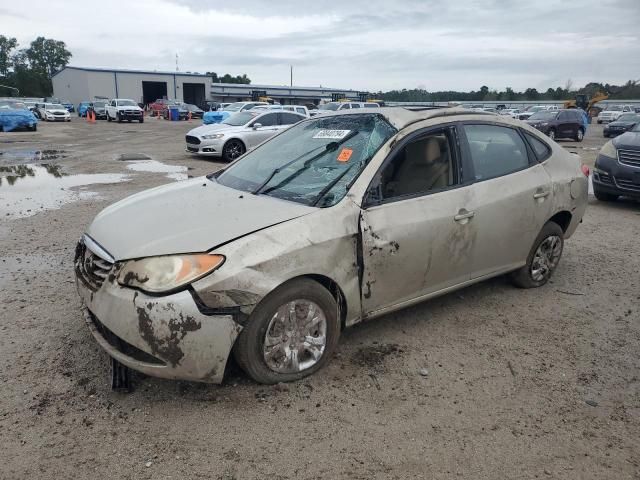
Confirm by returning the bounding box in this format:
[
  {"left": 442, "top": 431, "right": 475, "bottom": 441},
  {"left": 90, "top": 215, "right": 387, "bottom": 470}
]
[{"left": 523, "top": 131, "right": 552, "bottom": 161}]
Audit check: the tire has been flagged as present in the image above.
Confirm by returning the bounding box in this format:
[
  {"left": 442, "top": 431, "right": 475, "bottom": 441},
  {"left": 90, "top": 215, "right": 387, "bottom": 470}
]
[
  {"left": 222, "top": 139, "right": 246, "bottom": 162},
  {"left": 510, "top": 221, "right": 564, "bottom": 289},
  {"left": 603, "top": 133, "right": 608, "bottom": 138},
  {"left": 139, "top": 118, "right": 144, "bottom": 123},
  {"left": 107, "top": 113, "right": 112, "bottom": 122},
  {"left": 547, "top": 129, "right": 556, "bottom": 141},
  {"left": 234, "top": 278, "right": 340, "bottom": 384},
  {"left": 593, "top": 188, "right": 618, "bottom": 202},
  {"left": 117, "top": 113, "right": 122, "bottom": 123},
  {"left": 575, "top": 128, "right": 584, "bottom": 142}
]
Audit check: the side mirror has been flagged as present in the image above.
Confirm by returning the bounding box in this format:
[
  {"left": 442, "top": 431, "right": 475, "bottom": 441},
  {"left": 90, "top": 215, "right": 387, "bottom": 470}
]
[{"left": 252, "top": 123, "right": 262, "bottom": 130}]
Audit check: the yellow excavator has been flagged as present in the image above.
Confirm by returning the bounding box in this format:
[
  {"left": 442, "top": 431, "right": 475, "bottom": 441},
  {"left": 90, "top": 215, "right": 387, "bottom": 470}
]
[{"left": 563, "top": 91, "right": 608, "bottom": 112}]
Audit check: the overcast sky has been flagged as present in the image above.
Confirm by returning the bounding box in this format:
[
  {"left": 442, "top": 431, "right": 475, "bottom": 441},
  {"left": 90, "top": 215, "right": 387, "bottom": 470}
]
[{"left": 2, "top": 0, "right": 639, "bottom": 92}]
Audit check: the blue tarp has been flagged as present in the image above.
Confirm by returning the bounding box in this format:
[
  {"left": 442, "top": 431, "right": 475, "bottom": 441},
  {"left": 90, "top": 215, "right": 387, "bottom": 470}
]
[
  {"left": 0, "top": 109, "right": 38, "bottom": 132},
  {"left": 78, "top": 102, "right": 91, "bottom": 117},
  {"left": 203, "top": 110, "right": 230, "bottom": 125}
]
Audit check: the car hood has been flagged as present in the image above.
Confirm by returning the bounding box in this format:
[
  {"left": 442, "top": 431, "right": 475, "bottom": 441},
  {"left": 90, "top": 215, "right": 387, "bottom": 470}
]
[
  {"left": 86, "top": 177, "right": 316, "bottom": 261},
  {"left": 188, "top": 123, "right": 235, "bottom": 137},
  {"left": 612, "top": 131, "right": 640, "bottom": 149},
  {"left": 608, "top": 121, "right": 636, "bottom": 127}
]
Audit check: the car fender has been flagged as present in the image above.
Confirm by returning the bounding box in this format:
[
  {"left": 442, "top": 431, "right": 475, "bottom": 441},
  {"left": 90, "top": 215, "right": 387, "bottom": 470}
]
[{"left": 191, "top": 198, "right": 362, "bottom": 327}]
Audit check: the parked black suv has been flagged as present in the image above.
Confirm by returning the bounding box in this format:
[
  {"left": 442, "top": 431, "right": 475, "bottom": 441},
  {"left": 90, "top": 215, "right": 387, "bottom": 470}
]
[
  {"left": 603, "top": 113, "right": 640, "bottom": 137},
  {"left": 592, "top": 123, "right": 640, "bottom": 201},
  {"left": 525, "top": 109, "right": 585, "bottom": 142}
]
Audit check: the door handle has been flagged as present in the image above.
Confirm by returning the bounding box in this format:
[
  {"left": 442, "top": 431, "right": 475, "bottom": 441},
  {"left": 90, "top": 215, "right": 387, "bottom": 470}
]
[
  {"left": 454, "top": 209, "right": 475, "bottom": 222},
  {"left": 533, "top": 191, "right": 550, "bottom": 199}
]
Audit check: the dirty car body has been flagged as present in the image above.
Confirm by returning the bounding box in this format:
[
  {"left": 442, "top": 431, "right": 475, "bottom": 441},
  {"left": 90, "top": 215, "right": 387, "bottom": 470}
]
[{"left": 75, "top": 108, "right": 588, "bottom": 384}]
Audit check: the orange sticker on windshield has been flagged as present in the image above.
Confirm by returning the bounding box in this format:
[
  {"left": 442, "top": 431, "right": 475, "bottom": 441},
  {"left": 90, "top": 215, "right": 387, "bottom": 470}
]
[{"left": 337, "top": 148, "right": 353, "bottom": 162}]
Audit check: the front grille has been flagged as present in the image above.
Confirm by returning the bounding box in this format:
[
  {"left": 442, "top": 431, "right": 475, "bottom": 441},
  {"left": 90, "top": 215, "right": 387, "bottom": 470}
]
[
  {"left": 614, "top": 177, "right": 640, "bottom": 192},
  {"left": 618, "top": 149, "right": 640, "bottom": 168},
  {"left": 597, "top": 172, "right": 612, "bottom": 184},
  {"left": 186, "top": 145, "right": 199, "bottom": 152},
  {"left": 186, "top": 135, "right": 201, "bottom": 145},
  {"left": 76, "top": 241, "right": 113, "bottom": 291},
  {"left": 87, "top": 310, "right": 165, "bottom": 365}
]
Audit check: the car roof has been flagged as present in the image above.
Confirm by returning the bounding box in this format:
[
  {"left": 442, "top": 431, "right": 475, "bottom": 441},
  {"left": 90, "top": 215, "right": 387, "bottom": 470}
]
[{"left": 314, "top": 107, "right": 505, "bottom": 130}]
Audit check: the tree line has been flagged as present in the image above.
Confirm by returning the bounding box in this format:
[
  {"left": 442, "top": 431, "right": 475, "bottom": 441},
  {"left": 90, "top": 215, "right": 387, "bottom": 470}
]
[{"left": 378, "top": 80, "right": 640, "bottom": 103}]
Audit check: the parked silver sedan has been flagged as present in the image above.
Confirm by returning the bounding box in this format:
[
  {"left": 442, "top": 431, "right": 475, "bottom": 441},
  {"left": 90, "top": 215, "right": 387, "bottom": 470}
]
[
  {"left": 75, "top": 108, "right": 588, "bottom": 385},
  {"left": 185, "top": 110, "right": 306, "bottom": 161}
]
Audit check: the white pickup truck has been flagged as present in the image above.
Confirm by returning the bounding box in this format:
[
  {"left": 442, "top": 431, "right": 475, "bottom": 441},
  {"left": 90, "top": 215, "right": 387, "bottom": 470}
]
[
  {"left": 596, "top": 105, "right": 635, "bottom": 124},
  {"left": 105, "top": 98, "right": 144, "bottom": 123}
]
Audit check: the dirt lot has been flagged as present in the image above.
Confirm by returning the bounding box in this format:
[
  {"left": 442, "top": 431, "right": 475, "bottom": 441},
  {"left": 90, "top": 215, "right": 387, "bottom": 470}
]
[{"left": 0, "top": 116, "right": 638, "bottom": 479}]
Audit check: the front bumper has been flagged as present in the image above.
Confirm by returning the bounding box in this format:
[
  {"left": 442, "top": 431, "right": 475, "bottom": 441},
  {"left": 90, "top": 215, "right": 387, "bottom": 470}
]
[
  {"left": 118, "top": 110, "right": 143, "bottom": 119},
  {"left": 75, "top": 246, "right": 242, "bottom": 383},
  {"left": 593, "top": 153, "right": 640, "bottom": 199},
  {"left": 186, "top": 138, "right": 224, "bottom": 156}
]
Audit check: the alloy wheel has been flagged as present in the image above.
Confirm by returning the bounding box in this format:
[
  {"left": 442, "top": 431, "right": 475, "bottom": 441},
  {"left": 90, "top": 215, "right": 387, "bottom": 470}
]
[
  {"left": 530, "top": 235, "right": 562, "bottom": 282},
  {"left": 262, "top": 300, "right": 327, "bottom": 374}
]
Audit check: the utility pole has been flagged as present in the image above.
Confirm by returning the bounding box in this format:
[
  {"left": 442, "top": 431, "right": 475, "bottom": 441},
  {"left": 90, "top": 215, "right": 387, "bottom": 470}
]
[
  {"left": 176, "top": 53, "right": 179, "bottom": 72},
  {"left": 290, "top": 65, "right": 293, "bottom": 87}
]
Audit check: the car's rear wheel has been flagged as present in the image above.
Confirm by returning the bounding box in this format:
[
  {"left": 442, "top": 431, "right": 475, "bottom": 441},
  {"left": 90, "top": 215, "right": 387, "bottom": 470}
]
[
  {"left": 222, "top": 139, "right": 246, "bottom": 162},
  {"left": 575, "top": 128, "right": 584, "bottom": 142},
  {"left": 593, "top": 188, "right": 618, "bottom": 202},
  {"left": 510, "top": 221, "right": 564, "bottom": 288},
  {"left": 547, "top": 129, "right": 556, "bottom": 141},
  {"left": 234, "top": 278, "right": 340, "bottom": 384}
]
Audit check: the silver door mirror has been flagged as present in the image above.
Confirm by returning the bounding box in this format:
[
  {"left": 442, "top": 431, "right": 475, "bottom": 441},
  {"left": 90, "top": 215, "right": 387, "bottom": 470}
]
[{"left": 252, "top": 123, "right": 262, "bottom": 130}]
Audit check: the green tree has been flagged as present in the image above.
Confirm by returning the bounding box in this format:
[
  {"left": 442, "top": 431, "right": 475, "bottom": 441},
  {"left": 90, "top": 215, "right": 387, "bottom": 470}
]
[
  {"left": 0, "top": 35, "right": 18, "bottom": 76},
  {"left": 524, "top": 88, "right": 539, "bottom": 100},
  {"left": 25, "top": 37, "right": 71, "bottom": 77}
]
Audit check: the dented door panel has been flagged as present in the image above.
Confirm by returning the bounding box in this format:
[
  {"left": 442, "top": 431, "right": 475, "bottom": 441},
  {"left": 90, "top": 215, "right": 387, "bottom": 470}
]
[{"left": 360, "top": 185, "right": 476, "bottom": 316}]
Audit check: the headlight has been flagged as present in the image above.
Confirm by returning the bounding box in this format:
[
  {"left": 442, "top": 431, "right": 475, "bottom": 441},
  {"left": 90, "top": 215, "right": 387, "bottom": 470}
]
[
  {"left": 202, "top": 133, "right": 225, "bottom": 140},
  {"left": 599, "top": 140, "right": 617, "bottom": 158},
  {"left": 117, "top": 254, "right": 225, "bottom": 293}
]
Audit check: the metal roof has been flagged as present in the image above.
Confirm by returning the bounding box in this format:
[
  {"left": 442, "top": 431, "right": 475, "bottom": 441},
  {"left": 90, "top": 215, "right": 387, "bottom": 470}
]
[{"left": 53, "top": 66, "right": 212, "bottom": 78}]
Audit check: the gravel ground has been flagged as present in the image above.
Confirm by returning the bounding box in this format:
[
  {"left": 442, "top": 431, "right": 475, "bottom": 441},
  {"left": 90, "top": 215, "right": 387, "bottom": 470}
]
[{"left": 0, "top": 117, "right": 638, "bottom": 479}]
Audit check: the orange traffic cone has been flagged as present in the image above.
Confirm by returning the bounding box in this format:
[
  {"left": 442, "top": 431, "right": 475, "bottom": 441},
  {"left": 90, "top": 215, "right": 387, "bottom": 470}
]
[
  {"left": 91, "top": 110, "right": 96, "bottom": 123},
  {"left": 86, "top": 109, "right": 91, "bottom": 123}
]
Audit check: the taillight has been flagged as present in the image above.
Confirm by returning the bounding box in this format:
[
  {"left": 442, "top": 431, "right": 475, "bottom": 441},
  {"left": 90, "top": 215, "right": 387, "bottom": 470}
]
[{"left": 581, "top": 164, "right": 590, "bottom": 177}]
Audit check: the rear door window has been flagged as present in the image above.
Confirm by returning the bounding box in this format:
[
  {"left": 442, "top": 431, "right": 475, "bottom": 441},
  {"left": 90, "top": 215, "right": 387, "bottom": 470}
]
[
  {"left": 351, "top": 103, "right": 361, "bottom": 109},
  {"left": 463, "top": 124, "right": 530, "bottom": 181}
]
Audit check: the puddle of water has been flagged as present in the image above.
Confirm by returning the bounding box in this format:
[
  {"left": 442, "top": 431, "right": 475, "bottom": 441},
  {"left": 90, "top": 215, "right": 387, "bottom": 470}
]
[
  {"left": 117, "top": 153, "right": 151, "bottom": 161},
  {"left": 0, "top": 165, "right": 129, "bottom": 218},
  {"left": 0, "top": 149, "right": 67, "bottom": 164},
  {"left": 125, "top": 159, "right": 188, "bottom": 181}
]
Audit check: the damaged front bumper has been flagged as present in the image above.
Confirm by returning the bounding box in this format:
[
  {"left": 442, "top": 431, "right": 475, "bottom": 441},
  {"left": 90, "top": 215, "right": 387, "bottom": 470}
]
[{"left": 75, "top": 243, "right": 243, "bottom": 384}]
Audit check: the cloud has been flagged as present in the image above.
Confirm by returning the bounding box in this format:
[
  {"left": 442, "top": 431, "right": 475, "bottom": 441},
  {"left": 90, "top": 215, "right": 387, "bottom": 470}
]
[{"left": 1, "top": 0, "right": 639, "bottom": 91}]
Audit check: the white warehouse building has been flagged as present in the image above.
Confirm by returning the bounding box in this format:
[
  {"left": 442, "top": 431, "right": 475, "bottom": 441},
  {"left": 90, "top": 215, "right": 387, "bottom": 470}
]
[{"left": 52, "top": 66, "right": 212, "bottom": 107}]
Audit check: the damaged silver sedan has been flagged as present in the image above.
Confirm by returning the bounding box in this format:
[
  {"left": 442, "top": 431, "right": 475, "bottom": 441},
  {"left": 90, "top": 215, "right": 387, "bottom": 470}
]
[{"left": 75, "top": 108, "right": 588, "bottom": 385}]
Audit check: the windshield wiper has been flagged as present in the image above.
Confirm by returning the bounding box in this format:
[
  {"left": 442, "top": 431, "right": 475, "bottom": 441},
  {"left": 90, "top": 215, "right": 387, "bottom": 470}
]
[
  {"left": 312, "top": 162, "right": 357, "bottom": 206},
  {"left": 252, "top": 144, "right": 327, "bottom": 194},
  {"left": 257, "top": 130, "right": 359, "bottom": 196}
]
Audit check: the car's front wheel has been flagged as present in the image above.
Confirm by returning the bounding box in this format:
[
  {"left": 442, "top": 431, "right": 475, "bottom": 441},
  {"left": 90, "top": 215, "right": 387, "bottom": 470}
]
[
  {"left": 510, "top": 221, "right": 564, "bottom": 288},
  {"left": 222, "top": 139, "right": 246, "bottom": 162},
  {"left": 575, "top": 128, "right": 584, "bottom": 142},
  {"left": 547, "top": 128, "right": 556, "bottom": 141},
  {"left": 234, "top": 278, "right": 340, "bottom": 384}
]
